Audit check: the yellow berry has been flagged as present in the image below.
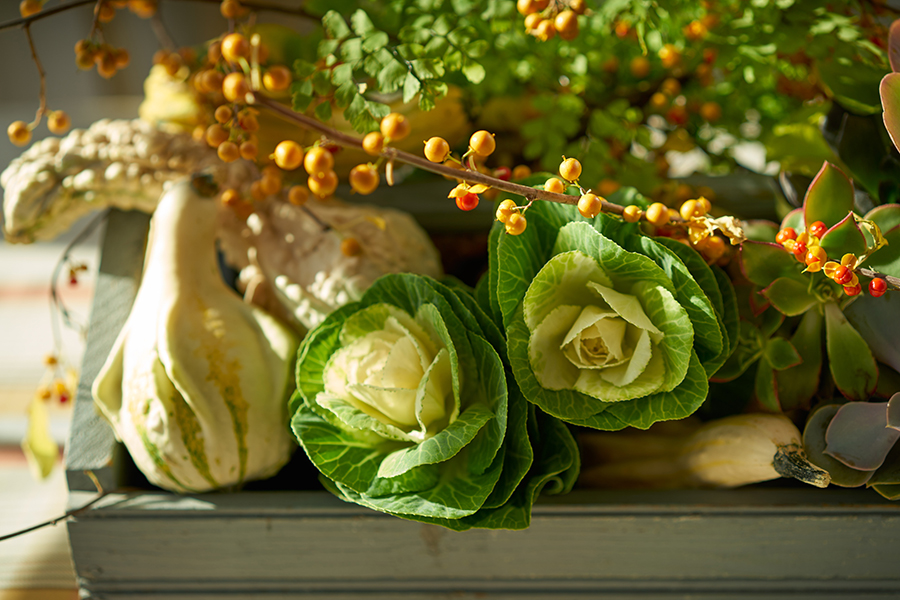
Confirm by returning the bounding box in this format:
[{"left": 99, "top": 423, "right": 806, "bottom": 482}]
[
  {"left": 217, "top": 140, "right": 240, "bottom": 162},
  {"left": 380, "top": 112, "right": 411, "bottom": 141},
  {"left": 260, "top": 174, "right": 282, "bottom": 196},
  {"left": 559, "top": 157, "right": 582, "bottom": 181},
  {"left": 341, "top": 237, "right": 362, "bottom": 257},
  {"left": 658, "top": 44, "right": 681, "bottom": 69},
  {"left": 524, "top": 13, "right": 542, "bottom": 30},
  {"left": 308, "top": 170, "right": 338, "bottom": 198},
  {"left": 220, "top": 0, "right": 243, "bottom": 19},
  {"left": 569, "top": 0, "right": 586, "bottom": 14},
  {"left": 630, "top": 56, "right": 651, "bottom": 79},
  {"left": 221, "top": 33, "right": 249, "bottom": 64},
  {"left": 238, "top": 113, "right": 259, "bottom": 132},
  {"left": 288, "top": 185, "right": 309, "bottom": 206},
  {"left": 469, "top": 130, "right": 496, "bottom": 156},
  {"left": 214, "top": 105, "right": 233, "bottom": 124},
  {"left": 8, "top": 121, "right": 31, "bottom": 146},
  {"left": 697, "top": 196, "right": 712, "bottom": 213},
  {"left": 703, "top": 236, "right": 726, "bottom": 262},
  {"left": 47, "top": 111, "right": 71, "bottom": 135},
  {"left": 20, "top": 0, "right": 42, "bottom": 18},
  {"left": 840, "top": 253, "right": 858, "bottom": 269},
  {"left": 304, "top": 146, "right": 335, "bottom": 176},
  {"left": 362, "top": 132, "right": 385, "bottom": 155},
  {"left": 221, "top": 187, "right": 241, "bottom": 207},
  {"left": 222, "top": 72, "right": 250, "bottom": 103},
  {"left": 249, "top": 180, "right": 267, "bottom": 202},
  {"left": 496, "top": 199, "right": 518, "bottom": 223},
  {"left": 544, "top": 177, "right": 566, "bottom": 194},
  {"left": 823, "top": 261, "right": 840, "bottom": 279},
  {"left": 533, "top": 19, "right": 556, "bottom": 41},
  {"left": 555, "top": 11, "right": 579, "bottom": 40},
  {"left": 206, "top": 124, "right": 229, "bottom": 148},
  {"left": 622, "top": 205, "right": 643, "bottom": 223},
  {"left": 239, "top": 140, "right": 258, "bottom": 160},
  {"left": 505, "top": 212, "right": 527, "bottom": 235},
  {"left": 273, "top": 140, "right": 304, "bottom": 170},
  {"left": 511, "top": 165, "right": 532, "bottom": 180},
  {"left": 700, "top": 101, "right": 722, "bottom": 123},
  {"left": 263, "top": 65, "right": 292, "bottom": 91},
  {"left": 578, "top": 193, "right": 603, "bottom": 219},
  {"left": 349, "top": 164, "right": 380, "bottom": 195},
  {"left": 424, "top": 137, "right": 451, "bottom": 162},
  {"left": 645, "top": 202, "right": 670, "bottom": 226}
]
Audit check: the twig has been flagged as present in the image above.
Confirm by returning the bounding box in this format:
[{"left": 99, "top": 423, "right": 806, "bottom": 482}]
[
  {"left": 23, "top": 25, "right": 47, "bottom": 127},
  {"left": 0, "top": 0, "right": 94, "bottom": 33},
  {"left": 150, "top": 10, "right": 178, "bottom": 51},
  {"left": 253, "top": 95, "right": 628, "bottom": 213},
  {"left": 166, "top": 0, "right": 318, "bottom": 21},
  {"left": 0, "top": 470, "right": 110, "bottom": 543},
  {"left": 857, "top": 267, "right": 900, "bottom": 290}
]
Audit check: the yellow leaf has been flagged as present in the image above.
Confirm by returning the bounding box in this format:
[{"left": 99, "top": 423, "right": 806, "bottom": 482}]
[
  {"left": 21, "top": 399, "right": 58, "bottom": 480},
  {"left": 467, "top": 183, "right": 490, "bottom": 194}
]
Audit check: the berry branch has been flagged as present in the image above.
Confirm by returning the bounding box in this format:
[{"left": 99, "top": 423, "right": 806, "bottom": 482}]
[
  {"left": 24, "top": 24, "right": 47, "bottom": 126},
  {"left": 169, "top": 0, "right": 318, "bottom": 21},
  {"left": 254, "top": 95, "right": 623, "bottom": 213},
  {"left": 0, "top": 0, "right": 95, "bottom": 33},
  {"left": 857, "top": 267, "right": 900, "bottom": 291}
]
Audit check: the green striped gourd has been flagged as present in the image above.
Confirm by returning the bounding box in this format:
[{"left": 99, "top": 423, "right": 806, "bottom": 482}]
[{"left": 92, "top": 176, "right": 298, "bottom": 493}]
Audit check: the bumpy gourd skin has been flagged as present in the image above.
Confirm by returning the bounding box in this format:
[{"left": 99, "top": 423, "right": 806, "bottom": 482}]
[{"left": 92, "top": 178, "right": 298, "bottom": 493}]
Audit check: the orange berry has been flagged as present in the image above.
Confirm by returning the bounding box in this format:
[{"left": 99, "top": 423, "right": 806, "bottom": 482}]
[
  {"left": 679, "top": 200, "right": 701, "bottom": 220},
  {"left": 512, "top": 165, "right": 532, "bottom": 180},
  {"left": 578, "top": 193, "right": 603, "bottom": 219},
  {"left": 8, "top": 121, "right": 31, "bottom": 146},
  {"left": 202, "top": 70, "right": 224, "bottom": 93},
  {"left": 623, "top": 205, "right": 643, "bottom": 223},
  {"left": 217, "top": 140, "right": 240, "bottom": 162},
  {"left": 684, "top": 20, "right": 708, "bottom": 41},
  {"left": 114, "top": 48, "right": 130, "bottom": 69},
  {"left": 505, "top": 213, "right": 527, "bottom": 235},
  {"left": 222, "top": 72, "right": 250, "bottom": 103},
  {"left": 598, "top": 179, "right": 621, "bottom": 196},
  {"left": 555, "top": 11, "right": 579, "bottom": 40},
  {"left": 238, "top": 112, "right": 259, "bottom": 132},
  {"left": 260, "top": 175, "right": 282, "bottom": 196},
  {"left": 287, "top": 185, "right": 309, "bottom": 206},
  {"left": 456, "top": 192, "right": 479, "bottom": 211},
  {"left": 496, "top": 199, "right": 518, "bottom": 223},
  {"left": 221, "top": 33, "right": 249, "bottom": 64},
  {"left": 273, "top": 140, "right": 304, "bottom": 170},
  {"left": 602, "top": 57, "right": 620, "bottom": 74},
  {"left": 569, "top": 0, "right": 586, "bottom": 14},
  {"left": 220, "top": 0, "right": 243, "bottom": 19},
  {"left": 776, "top": 227, "right": 797, "bottom": 245},
  {"left": 20, "top": 0, "right": 42, "bottom": 17},
  {"left": 96, "top": 2, "right": 116, "bottom": 22},
  {"left": 630, "top": 56, "right": 651, "bottom": 79},
  {"left": 658, "top": 44, "right": 681, "bottom": 69},
  {"left": 700, "top": 101, "right": 722, "bottom": 122},
  {"left": 524, "top": 13, "right": 542, "bottom": 30},
  {"left": 645, "top": 202, "right": 670, "bottom": 226},
  {"left": 304, "top": 146, "right": 335, "bottom": 176},
  {"left": 221, "top": 188, "right": 241, "bottom": 206},
  {"left": 697, "top": 197, "right": 712, "bottom": 213},
  {"left": 380, "top": 112, "right": 411, "bottom": 141},
  {"left": 559, "top": 157, "right": 582, "bottom": 181},
  {"left": 47, "top": 111, "right": 71, "bottom": 135},
  {"left": 805, "top": 246, "right": 827, "bottom": 266},
  {"left": 341, "top": 237, "right": 362, "bottom": 257},
  {"left": 349, "top": 164, "right": 379, "bottom": 195},
  {"left": 533, "top": 19, "right": 556, "bottom": 41},
  {"left": 207, "top": 41, "right": 222, "bottom": 64},
  {"left": 870, "top": 278, "right": 888, "bottom": 297},
  {"left": 249, "top": 179, "right": 267, "bottom": 202},
  {"left": 469, "top": 130, "right": 496, "bottom": 156},
  {"left": 544, "top": 177, "right": 566, "bottom": 194},
  {"left": 516, "top": 0, "right": 549, "bottom": 15},
  {"left": 97, "top": 52, "right": 118, "bottom": 78},
  {"left": 362, "top": 132, "right": 385, "bottom": 155},
  {"left": 214, "top": 105, "right": 233, "bottom": 124},
  {"left": 128, "top": 0, "right": 158, "bottom": 18},
  {"left": 703, "top": 236, "right": 726, "bottom": 262},
  {"left": 832, "top": 265, "right": 852, "bottom": 285},
  {"left": 308, "top": 170, "right": 338, "bottom": 198},
  {"left": 660, "top": 77, "right": 681, "bottom": 96},
  {"left": 844, "top": 284, "right": 862, "bottom": 297},
  {"left": 239, "top": 140, "right": 258, "bottom": 160},
  {"left": 808, "top": 221, "right": 827, "bottom": 238},
  {"left": 206, "top": 124, "right": 229, "bottom": 147},
  {"left": 263, "top": 65, "right": 292, "bottom": 91},
  {"left": 162, "top": 52, "right": 183, "bottom": 77},
  {"left": 424, "top": 137, "right": 451, "bottom": 162}
]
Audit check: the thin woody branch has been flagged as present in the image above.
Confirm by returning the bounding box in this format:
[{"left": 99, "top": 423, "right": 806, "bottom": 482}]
[
  {"left": 253, "top": 95, "right": 627, "bottom": 214},
  {"left": 0, "top": 0, "right": 94, "bottom": 33},
  {"left": 857, "top": 267, "right": 900, "bottom": 290}
]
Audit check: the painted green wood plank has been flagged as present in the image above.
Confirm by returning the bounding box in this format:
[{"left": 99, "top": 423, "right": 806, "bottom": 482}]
[{"left": 65, "top": 209, "right": 149, "bottom": 493}]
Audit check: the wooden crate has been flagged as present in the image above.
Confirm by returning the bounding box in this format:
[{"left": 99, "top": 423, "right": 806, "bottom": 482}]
[{"left": 66, "top": 209, "right": 900, "bottom": 600}]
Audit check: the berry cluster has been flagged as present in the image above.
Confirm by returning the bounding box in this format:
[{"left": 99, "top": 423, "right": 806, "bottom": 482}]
[
  {"left": 517, "top": 0, "right": 585, "bottom": 41},
  {"left": 775, "top": 224, "right": 890, "bottom": 298},
  {"left": 34, "top": 354, "right": 74, "bottom": 405}
]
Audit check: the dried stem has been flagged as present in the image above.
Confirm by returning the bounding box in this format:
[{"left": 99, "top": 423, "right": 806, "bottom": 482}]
[
  {"left": 857, "top": 267, "right": 900, "bottom": 290},
  {"left": 167, "top": 0, "right": 318, "bottom": 21},
  {"left": 0, "top": 0, "right": 95, "bottom": 33},
  {"left": 150, "top": 10, "right": 178, "bottom": 51},
  {"left": 24, "top": 24, "right": 47, "bottom": 126},
  {"left": 253, "top": 95, "right": 627, "bottom": 213}
]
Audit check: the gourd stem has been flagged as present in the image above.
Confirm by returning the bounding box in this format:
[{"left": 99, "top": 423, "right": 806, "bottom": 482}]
[{"left": 773, "top": 444, "right": 831, "bottom": 488}]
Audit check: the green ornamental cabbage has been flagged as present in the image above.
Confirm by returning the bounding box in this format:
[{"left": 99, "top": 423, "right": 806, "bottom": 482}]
[
  {"left": 291, "top": 273, "right": 578, "bottom": 530},
  {"left": 480, "top": 188, "right": 738, "bottom": 431}
]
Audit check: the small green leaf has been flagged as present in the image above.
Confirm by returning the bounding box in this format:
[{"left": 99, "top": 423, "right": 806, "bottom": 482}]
[
  {"left": 825, "top": 302, "right": 878, "bottom": 400},
  {"left": 864, "top": 204, "right": 900, "bottom": 239},
  {"left": 340, "top": 38, "right": 362, "bottom": 62},
  {"left": 754, "top": 357, "right": 781, "bottom": 412},
  {"left": 330, "top": 63, "right": 353, "bottom": 86},
  {"left": 362, "top": 31, "right": 389, "bottom": 53},
  {"left": 466, "top": 39, "right": 489, "bottom": 58},
  {"left": 322, "top": 10, "right": 351, "bottom": 41},
  {"left": 803, "top": 161, "right": 855, "bottom": 229},
  {"left": 315, "top": 101, "right": 332, "bottom": 122},
  {"left": 349, "top": 9, "right": 375, "bottom": 36},
  {"left": 462, "top": 60, "right": 486, "bottom": 84},
  {"left": 764, "top": 337, "right": 802, "bottom": 370},
  {"left": 775, "top": 309, "right": 824, "bottom": 411},
  {"left": 377, "top": 59, "right": 410, "bottom": 93},
  {"left": 761, "top": 277, "right": 819, "bottom": 317},
  {"left": 781, "top": 207, "right": 805, "bottom": 232},
  {"left": 334, "top": 81, "right": 357, "bottom": 108},
  {"left": 739, "top": 241, "right": 804, "bottom": 288},
  {"left": 412, "top": 58, "right": 445, "bottom": 79},
  {"left": 293, "top": 59, "right": 317, "bottom": 79},
  {"left": 402, "top": 72, "right": 421, "bottom": 104},
  {"left": 312, "top": 69, "right": 332, "bottom": 95},
  {"left": 819, "top": 212, "right": 867, "bottom": 258},
  {"left": 291, "top": 84, "right": 313, "bottom": 112}
]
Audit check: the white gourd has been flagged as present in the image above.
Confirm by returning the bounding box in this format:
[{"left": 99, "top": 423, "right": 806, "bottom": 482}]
[{"left": 92, "top": 176, "right": 299, "bottom": 493}]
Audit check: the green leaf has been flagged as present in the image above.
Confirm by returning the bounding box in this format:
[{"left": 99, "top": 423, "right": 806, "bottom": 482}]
[
  {"left": 462, "top": 60, "right": 486, "bottom": 84},
  {"left": 825, "top": 301, "right": 878, "bottom": 400},
  {"left": 466, "top": 39, "right": 489, "bottom": 58},
  {"left": 322, "top": 10, "right": 351, "bottom": 41},
  {"left": 334, "top": 81, "right": 357, "bottom": 109},
  {"left": 803, "top": 161, "right": 855, "bottom": 229},
  {"left": 866, "top": 225, "right": 900, "bottom": 279},
  {"left": 742, "top": 220, "right": 780, "bottom": 243},
  {"left": 882, "top": 73, "right": 900, "bottom": 152},
  {"left": 824, "top": 402, "right": 900, "bottom": 470},
  {"left": 781, "top": 208, "right": 805, "bottom": 233},
  {"left": 330, "top": 63, "right": 353, "bottom": 86},
  {"left": 739, "top": 241, "right": 805, "bottom": 288},
  {"left": 775, "top": 308, "right": 824, "bottom": 411},
  {"left": 761, "top": 277, "right": 819, "bottom": 316},
  {"left": 712, "top": 265, "right": 741, "bottom": 360},
  {"left": 817, "top": 58, "right": 887, "bottom": 116},
  {"left": 402, "top": 72, "right": 421, "bottom": 104},
  {"left": 712, "top": 320, "right": 765, "bottom": 383},
  {"left": 377, "top": 58, "right": 410, "bottom": 93},
  {"left": 340, "top": 37, "right": 362, "bottom": 62},
  {"left": 754, "top": 357, "right": 780, "bottom": 412},
  {"left": 314, "top": 101, "right": 332, "bottom": 122},
  {"left": 865, "top": 204, "right": 900, "bottom": 237},
  {"left": 764, "top": 337, "right": 802, "bottom": 370},
  {"left": 412, "top": 58, "right": 445, "bottom": 79},
  {"left": 362, "top": 31, "right": 389, "bottom": 53},
  {"left": 819, "top": 212, "right": 867, "bottom": 258},
  {"left": 803, "top": 404, "right": 873, "bottom": 487},
  {"left": 843, "top": 286, "right": 900, "bottom": 374},
  {"left": 293, "top": 59, "right": 317, "bottom": 79},
  {"left": 350, "top": 9, "right": 376, "bottom": 36}
]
